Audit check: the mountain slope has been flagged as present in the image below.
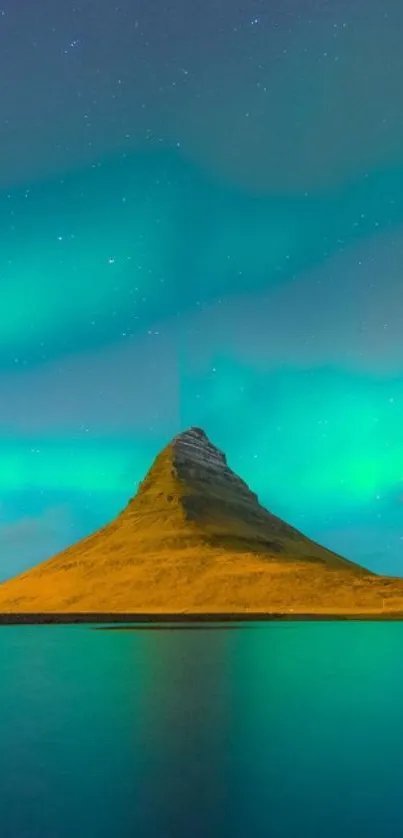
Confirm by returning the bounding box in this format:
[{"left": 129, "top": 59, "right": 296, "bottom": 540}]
[{"left": 0, "top": 427, "right": 403, "bottom": 615}]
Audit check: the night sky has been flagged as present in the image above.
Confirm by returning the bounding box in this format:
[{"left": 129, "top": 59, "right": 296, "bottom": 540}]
[{"left": 1, "top": 0, "right": 403, "bottom": 579}]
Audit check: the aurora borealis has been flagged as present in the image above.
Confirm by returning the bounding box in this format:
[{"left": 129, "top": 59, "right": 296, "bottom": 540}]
[{"left": 1, "top": 0, "right": 403, "bottom": 577}]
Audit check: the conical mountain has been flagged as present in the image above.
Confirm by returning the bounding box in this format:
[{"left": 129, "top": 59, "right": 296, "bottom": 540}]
[{"left": 0, "top": 427, "right": 403, "bottom": 616}]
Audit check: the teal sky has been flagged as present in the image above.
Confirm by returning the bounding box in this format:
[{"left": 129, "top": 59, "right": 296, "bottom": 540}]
[{"left": 1, "top": 0, "right": 403, "bottom": 577}]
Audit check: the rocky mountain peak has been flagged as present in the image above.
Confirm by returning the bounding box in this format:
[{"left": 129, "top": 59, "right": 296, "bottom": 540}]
[{"left": 0, "top": 426, "right": 384, "bottom": 615}]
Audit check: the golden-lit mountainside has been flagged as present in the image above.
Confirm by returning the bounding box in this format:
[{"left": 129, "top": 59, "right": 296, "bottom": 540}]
[{"left": 1, "top": 427, "right": 403, "bottom": 616}]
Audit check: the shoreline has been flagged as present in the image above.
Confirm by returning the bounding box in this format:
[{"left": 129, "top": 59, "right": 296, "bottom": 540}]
[{"left": 1, "top": 611, "right": 403, "bottom": 624}]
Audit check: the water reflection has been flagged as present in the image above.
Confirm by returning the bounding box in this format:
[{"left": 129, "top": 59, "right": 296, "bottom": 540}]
[
  {"left": 94, "top": 624, "right": 245, "bottom": 631},
  {"left": 1, "top": 623, "right": 403, "bottom": 837}
]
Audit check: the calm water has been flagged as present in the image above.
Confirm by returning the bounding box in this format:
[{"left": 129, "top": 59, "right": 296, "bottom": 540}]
[{"left": 1, "top": 621, "right": 403, "bottom": 838}]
